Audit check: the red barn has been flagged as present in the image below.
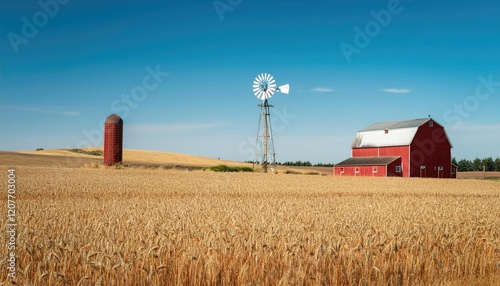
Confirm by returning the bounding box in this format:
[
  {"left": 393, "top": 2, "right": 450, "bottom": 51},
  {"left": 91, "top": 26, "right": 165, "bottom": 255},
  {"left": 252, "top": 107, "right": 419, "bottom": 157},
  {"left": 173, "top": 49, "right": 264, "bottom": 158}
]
[{"left": 334, "top": 118, "right": 457, "bottom": 178}]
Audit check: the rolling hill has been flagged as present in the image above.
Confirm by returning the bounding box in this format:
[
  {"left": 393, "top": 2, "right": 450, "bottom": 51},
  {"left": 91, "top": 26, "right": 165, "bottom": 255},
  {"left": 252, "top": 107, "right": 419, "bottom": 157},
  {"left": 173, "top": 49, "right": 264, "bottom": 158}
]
[{"left": 0, "top": 148, "right": 252, "bottom": 169}]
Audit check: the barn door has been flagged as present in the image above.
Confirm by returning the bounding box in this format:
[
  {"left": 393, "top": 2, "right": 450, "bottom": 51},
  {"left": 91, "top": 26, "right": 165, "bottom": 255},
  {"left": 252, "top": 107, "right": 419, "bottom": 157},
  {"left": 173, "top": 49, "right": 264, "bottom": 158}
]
[
  {"left": 420, "top": 166, "right": 426, "bottom": 178},
  {"left": 437, "top": 166, "right": 443, "bottom": 178}
]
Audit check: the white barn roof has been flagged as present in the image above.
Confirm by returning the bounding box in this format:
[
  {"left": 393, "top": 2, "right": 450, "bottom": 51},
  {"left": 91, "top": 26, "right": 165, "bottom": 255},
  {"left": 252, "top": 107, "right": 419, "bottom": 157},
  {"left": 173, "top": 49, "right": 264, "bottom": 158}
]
[{"left": 352, "top": 118, "right": 438, "bottom": 148}]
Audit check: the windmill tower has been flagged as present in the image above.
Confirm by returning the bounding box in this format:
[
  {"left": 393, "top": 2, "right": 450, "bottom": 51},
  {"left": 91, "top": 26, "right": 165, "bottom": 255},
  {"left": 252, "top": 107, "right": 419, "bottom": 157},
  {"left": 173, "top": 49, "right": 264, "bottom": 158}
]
[{"left": 252, "top": 73, "right": 289, "bottom": 173}]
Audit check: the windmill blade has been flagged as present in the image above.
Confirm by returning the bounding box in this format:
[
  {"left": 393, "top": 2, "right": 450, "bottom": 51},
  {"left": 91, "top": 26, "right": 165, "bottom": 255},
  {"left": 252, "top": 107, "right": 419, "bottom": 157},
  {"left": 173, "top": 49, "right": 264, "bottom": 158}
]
[{"left": 253, "top": 73, "right": 286, "bottom": 100}]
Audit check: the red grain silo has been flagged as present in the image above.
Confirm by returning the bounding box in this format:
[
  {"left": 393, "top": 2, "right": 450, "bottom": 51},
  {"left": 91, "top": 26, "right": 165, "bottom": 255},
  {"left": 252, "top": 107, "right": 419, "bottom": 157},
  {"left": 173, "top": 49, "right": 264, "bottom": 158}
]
[{"left": 104, "top": 114, "right": 123, "bottom": 166}]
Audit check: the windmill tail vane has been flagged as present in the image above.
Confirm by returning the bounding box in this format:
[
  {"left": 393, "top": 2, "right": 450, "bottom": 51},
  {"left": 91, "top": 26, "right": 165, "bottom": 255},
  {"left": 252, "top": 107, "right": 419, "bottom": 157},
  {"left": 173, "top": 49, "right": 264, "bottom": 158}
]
[{"left": 277, "top": 84, "right": 290, "bottom": 94}]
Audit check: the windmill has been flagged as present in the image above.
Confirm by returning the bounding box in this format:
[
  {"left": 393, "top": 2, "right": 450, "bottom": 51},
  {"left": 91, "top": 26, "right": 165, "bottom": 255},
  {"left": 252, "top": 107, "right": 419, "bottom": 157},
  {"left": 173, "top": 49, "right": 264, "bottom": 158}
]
[{"left": 252, "top": 73, "right": 290, "bottom": 173}]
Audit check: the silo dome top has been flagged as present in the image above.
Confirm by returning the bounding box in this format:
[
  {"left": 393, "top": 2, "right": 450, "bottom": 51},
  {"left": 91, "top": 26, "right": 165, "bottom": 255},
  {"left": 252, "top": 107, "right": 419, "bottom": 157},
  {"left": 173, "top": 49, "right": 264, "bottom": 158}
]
[{"left": 105, "top": 114, "right": 123, "bottom": 124}]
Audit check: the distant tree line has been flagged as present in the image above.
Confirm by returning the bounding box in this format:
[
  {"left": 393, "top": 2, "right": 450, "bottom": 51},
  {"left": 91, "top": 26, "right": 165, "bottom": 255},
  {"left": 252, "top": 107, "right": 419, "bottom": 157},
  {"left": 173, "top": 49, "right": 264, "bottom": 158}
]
[
  {"left": 453, "top": 157, "right": 500, "bottom": 172},
  {"left": 245, "top": 160, "right": 334, "bottom": 167},
  {"left": 278, "top": 161, "right": 313, "bottom": 166},
  {"left": 312, "top": 163, "right": 335, "bottom": 167}
]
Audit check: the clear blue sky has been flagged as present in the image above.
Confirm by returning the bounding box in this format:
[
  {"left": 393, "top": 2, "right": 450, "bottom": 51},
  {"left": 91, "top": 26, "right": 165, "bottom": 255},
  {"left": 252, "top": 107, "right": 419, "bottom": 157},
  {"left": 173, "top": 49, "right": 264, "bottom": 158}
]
[{"left": 1, "top": 0, "right": 499, "bottom": 163}]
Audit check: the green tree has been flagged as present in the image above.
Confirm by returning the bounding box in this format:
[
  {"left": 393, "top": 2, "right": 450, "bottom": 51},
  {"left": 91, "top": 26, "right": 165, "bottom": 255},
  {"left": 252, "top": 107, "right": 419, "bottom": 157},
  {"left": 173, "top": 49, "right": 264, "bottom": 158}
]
[
  {"left": 482, "top": 157, "right": 495, "bottom": 171},
  {"left": 472, "top": 158, "right": 482, "bottom": 171},
  {"left": 494, "top": 157, "right": 500, "bottom": 171},
  {"left": 457, "top": 159, "right": 471, "bottom": 172}
]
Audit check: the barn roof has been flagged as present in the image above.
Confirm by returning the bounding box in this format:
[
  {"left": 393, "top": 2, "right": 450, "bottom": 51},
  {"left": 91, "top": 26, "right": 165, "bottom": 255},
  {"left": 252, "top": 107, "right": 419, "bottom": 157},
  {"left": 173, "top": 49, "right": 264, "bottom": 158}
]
[
  {"left": 335, "top": 156, "right": 400, "bottom": 166},
  {"left": 352, "top": 118, "right": 450, "bottom": 148},
  {"left": 359, "top": 118, "right": 430, "bottom": 131}
]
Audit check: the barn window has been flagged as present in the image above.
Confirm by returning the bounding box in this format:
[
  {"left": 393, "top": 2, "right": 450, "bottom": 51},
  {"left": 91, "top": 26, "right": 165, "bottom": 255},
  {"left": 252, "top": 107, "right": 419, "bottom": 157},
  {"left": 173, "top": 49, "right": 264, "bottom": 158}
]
[
  {"left": 340, "top": 167, "right": 344, "bottom": 174},
  {"left": 395, "top": 166, "right": 401, "bottom": 173},
  {"left": 429, "top": 120, "right": 434, "bottom": 127},
  {"left": 373, "top": 166, "right": 377, "bottom": 173},
  {"left": 451, "top": 167, "right": 456, "bottom": 174},
  {"left": 384, "top": 128, "right": 389, "bottom": 134},
  {"left": 438, "top": 166, "right": 443, "bottom": 171},
  {"left": 355, "top": 167, "right": 360, "bottom": 174}
]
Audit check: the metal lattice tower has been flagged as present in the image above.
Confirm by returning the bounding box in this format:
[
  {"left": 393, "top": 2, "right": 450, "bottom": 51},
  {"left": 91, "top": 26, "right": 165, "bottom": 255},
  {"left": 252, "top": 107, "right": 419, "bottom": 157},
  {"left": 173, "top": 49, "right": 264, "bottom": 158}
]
[
  {"left": 251, "top": 73, "right": 289, "bottom": 173},
  {"left": 254, "top": 99, "right": 276, "bottom": 173}
]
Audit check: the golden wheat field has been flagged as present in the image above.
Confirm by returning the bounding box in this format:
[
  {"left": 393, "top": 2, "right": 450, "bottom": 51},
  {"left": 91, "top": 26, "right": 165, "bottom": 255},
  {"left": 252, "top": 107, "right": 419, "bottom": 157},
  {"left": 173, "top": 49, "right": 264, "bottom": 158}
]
[{"left": 1, "top": 165, "right": 499, "bottom": 285}]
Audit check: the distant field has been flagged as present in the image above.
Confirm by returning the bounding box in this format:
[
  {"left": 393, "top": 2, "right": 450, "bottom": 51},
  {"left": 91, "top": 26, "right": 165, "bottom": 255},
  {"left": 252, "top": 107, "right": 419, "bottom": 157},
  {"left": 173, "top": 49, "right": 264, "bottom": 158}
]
[
  {"left": 0, "top": 159, "right": 499, "bottom": 285},
  {"left": 3, "top": 148, "right": 251, "bottom": 169},
  {"left": 0, "top": 151, "right": 101, "bottom": 168},
  {"left": 1, "top": 149, "right": 318, "bottom": 174},
  {"left": 457, "top": 171, "right": 500, "bottom": 180}
]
